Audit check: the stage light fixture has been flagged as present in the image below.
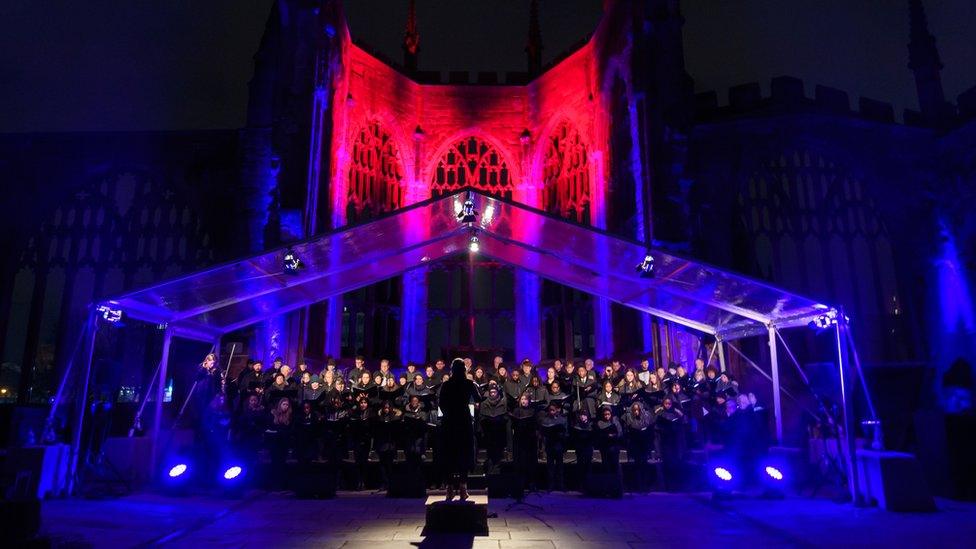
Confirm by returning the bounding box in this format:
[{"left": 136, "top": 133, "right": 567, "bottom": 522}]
[
  {"left": 468, "top": 235, "right": 480, "bottom": 253},
  {"left": 223, "top": 465, "right": 243, "bottom": 480},
  {"left": 808, "top": 309, "right": 851, "bottom": 331},
  {"left": 283, "top": 247, "right": 304, "bottom": 275},
  {"left": 635, "top": 253, "right": 655, "bottom": 278},
  {"left": 481, "top": 203, "right": 495, "bottom": 226},
  {"left": 457, "top": 194, "right": 478, "bottom": 223},
  {"left": 96, "top": 304, "right": 123, "bottom": 323},
  {"left": 168, "top": 463, "right": 188, "bottom": 478},
  {"left": 713, "top": 467, "right": 733, "bottom": 482},
  {"left": 764, "top": 466, "right": 784, "bottom": 481}
]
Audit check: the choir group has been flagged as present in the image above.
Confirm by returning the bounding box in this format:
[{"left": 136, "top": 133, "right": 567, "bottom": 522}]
[{"left": 193, "top": 353, "right": 767, "bottom": 493}]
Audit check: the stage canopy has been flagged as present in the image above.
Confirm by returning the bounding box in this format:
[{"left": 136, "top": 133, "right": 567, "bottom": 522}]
[{"left": 96, "top": 188, "right": 837, "bottom": 342}]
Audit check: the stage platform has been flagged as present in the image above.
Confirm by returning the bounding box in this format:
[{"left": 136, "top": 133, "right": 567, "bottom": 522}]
[
  {"left": 243, "top": 449, "right": 668, "bottom": 494},
  {"left": 38, "top": 490, "right": 976, "bottom": 548},
  {"left": 424, "top": 493, "right": 489, "bottom": 535}
]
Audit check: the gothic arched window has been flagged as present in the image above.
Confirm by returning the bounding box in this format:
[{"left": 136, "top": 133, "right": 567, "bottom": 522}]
[
  {"left": 735, "top": 150, "right": 902, "bottom": 359},
  {"left": 7, "top": 171, "right": 215, "bottom": 403},
  {"left": 543, "top": 122, "right": 591, "bottom": 224},
  {"left": 431, "top": 136, "right": 512, "bottom": 199},
  {"left": 347, "top": 121, "right": 405, "bottom": 222}
]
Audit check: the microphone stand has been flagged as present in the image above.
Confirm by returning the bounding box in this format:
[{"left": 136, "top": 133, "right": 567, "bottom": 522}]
[
  {"left": 221, "top": 343, "right": 238, "bottom": 395},
  {"left": 128, "top": 360, "right": 163, "bottom": 437}
]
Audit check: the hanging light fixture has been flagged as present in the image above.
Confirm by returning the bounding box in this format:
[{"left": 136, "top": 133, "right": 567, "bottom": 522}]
[
  {"left": 635, "top": 252, "right": 655, "bottom": 278},
  {"left": 457, "top": 191, "right": 478, "bottom": 223}
]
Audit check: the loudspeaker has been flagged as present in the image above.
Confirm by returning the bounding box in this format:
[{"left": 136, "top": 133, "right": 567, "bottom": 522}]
[
  {"left": 388, "top": 468, "right": 426, "bottom": 498},
  {"left": 291, "top": 467, "right": 336, "bottom": 499},
  {"left": 856, "top": 450, "right": 935, "bottom": 511},
  {"left": 583, "top": 472, "right": 623, "bottom": 498},
  {"left": 487, "top": 473, "right": 523, "bottom": 499},
  {"left": 0, "top": 499, "right": 41, "bottom": 543}
]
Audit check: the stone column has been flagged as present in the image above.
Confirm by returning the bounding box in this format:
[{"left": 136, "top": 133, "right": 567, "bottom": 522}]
[
  {"left": 400, "top": 269, "right": 428, "bottom": 364},
  {"left": 514, "top": 130, "right": 542, "bottom": 362},
  {"left": 399, "top": 126, "right": 430, "bottom": 364},
  {"left": 322, "top": 144, "right": 350, "bottom": 361},
  {"left": 589, "top": 150, "right": 614, "bottom": 359},
  {"left": 515, "top": 271, "right": 542, "bottom": 362}
]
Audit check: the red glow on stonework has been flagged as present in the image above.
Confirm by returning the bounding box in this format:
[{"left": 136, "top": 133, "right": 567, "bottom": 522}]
[{"left": 326, "top": 26, "right": 622, "bottom": 220}]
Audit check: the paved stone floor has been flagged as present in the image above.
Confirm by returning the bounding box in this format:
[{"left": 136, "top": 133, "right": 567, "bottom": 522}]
[{"left": 40, "top": 490, "right": 976, "bottom": 548}]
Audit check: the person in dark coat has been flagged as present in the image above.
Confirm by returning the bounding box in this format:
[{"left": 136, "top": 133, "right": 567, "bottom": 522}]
[
  {"left": 595, "top": 405, "right": 623, "bottom": 474},
  {"left": 266, "top": 397, "right": 294, "bottom": 489},
  {"left": 478, "top": 385, "right": 509, "bottom": 474},
  {"left": 348, "top": 397, "right": 373, "bottom": 490},
  {"left": 655, "top": 396, "right": 687, "bottom": 491},
  {"left": 622, "top": 402, "right": 654, "bottom": 493},
  {"left": 321, "top": 394, "right": 348, "bottom": 487},
  {"left": 538, "top": 403, "right": 568, "bottom": 491},
  {"left": 295, "top": 400, "right": 322, "bottom": 464},
  {"left": 438, "top": 358, "right": 479, "bottom": 500},
  {"left": 510, "top": 393, "right": 539, "bottom": 493},
  {"left": 401, "top": 395, "right": 429, "bottom": 481},
  {"left": 571, "top": 409, "right": 594, "bottom": 487},
  {"left": 372, "top": 400, "right": 402, "bottom": 491}
]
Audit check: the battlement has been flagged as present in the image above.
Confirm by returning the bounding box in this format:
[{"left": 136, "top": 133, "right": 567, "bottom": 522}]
[
  {"left": 694, "top": 75, "right": 900, "bottom": 125},
  {"left": 696, "top": 76, "right": 976, "bottom": 130},
  {"left": 350, "top": 35, "right": 591, "bottom": 87}
]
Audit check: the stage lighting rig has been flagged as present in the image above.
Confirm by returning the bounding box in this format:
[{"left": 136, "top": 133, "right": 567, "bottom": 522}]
[
  {"left": 808, "top": 310, "right": 850, "bottom": 331},
  {"left": 96, "top": 304, "right": 123, "bottom": 323},
  {"left": 635, "top": 252, "right": 655, "bottom": 278},
  {"left": 283, "top": 247, "right": 304, "bottom": 275},
  {"left": 457, "top": 193, "right": 478, "bottom": 223},
  {"left": 468, "top": 235, "right": 480, "bottom": 253}
]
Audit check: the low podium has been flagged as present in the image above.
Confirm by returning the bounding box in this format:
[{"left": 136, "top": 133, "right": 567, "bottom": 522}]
[{"left": 424, "top": 494, "right": 489, "bottom": 535}]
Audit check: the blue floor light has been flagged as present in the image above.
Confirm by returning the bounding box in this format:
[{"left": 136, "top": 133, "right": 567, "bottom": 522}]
[
  {"left": 161, "top": 459, "right": 193, "bottom": 494},
  {"left": 713, "top": 467, "right": 734, "bottom": 482},
  {"left": 764, "top": 466, "right": 784, "bottom": 481},
  {"left": 218, "top": 463, "right": 246, "bottom": 496},
  {"left": 761, "top": 462, "right": 789, "bottom": 498},
  {"left": 222, "top": 465, "right": 243, "bottom": 480},
  {"left": 168, "top": 463, "right": 188, "bottom": 478}
]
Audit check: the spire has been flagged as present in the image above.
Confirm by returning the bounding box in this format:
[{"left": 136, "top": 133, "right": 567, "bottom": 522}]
[
  {"left": 403, "top": 0, "right": 420, "bottom": 72},
  {"left": 525, "top": 0, "right": 543, "bottom": 76},
  {"left": 908, "top": 0, "right": 949, "bottom": 125}
]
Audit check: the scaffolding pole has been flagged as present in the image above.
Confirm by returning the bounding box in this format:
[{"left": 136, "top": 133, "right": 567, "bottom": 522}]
[
  {"left": 768, "top": 325, "right": 783, "bottom": 445},
  {"left": 67, "top": 308, "right": 99, "bottom": 494},
  {"left": 835, "top": 314, "right": 862, "bottom": 505},
  {"left": 716, "top": 338, "right": 727, "bottom": 372},
  {"left": 149, "top": 329, "right": 173, "bottom": 476}
]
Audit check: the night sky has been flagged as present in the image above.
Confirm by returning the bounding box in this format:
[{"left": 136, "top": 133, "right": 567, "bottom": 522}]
[{"left": 1, "top": 0, "right": 974, "bottom": 133}]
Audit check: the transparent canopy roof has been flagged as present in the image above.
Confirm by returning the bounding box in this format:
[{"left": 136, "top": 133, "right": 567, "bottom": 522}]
[{"left": 100, "top": 189, "right": 836, "bottom": 342}]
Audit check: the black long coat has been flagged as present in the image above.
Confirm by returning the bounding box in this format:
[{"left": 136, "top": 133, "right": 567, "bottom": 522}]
[{"left": 438, "top": 376, "right": 479, "bottom": 475}]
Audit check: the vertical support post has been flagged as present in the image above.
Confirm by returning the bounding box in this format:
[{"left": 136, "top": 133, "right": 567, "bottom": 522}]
[
  {"left": 150, "top": 329, "right": 173, "bottom": 476},
  {"left": 767, "top": 325, "right": 783, "bottom": 445},
  {"left": 67, "top": 308, "right": 99, "bottom": 494},
  {"left": 717, "top": 338, "right": 727, "bottom": 372},
  {"left": 323, "top": 297, "right": 343, "bottom": 359},
  {"left": 514, "top": 270, "right": 542, "bottom": 362},
  {"left": 835, "top": 313, "right": 862, "bottom": 505},
  {"left": 593, "top": 298, "right": 614, "bottom": 359},
  {"left": 400, "top": 268, "right": 429, "bottom": 364},
  {"left": 641, "top": 313, "right": 654, "bottom": 355}
]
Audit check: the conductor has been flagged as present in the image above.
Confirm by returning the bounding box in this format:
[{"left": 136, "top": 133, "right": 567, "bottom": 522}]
[{"left": 438, "top": 358, "right": 479, "bottom": 500}]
